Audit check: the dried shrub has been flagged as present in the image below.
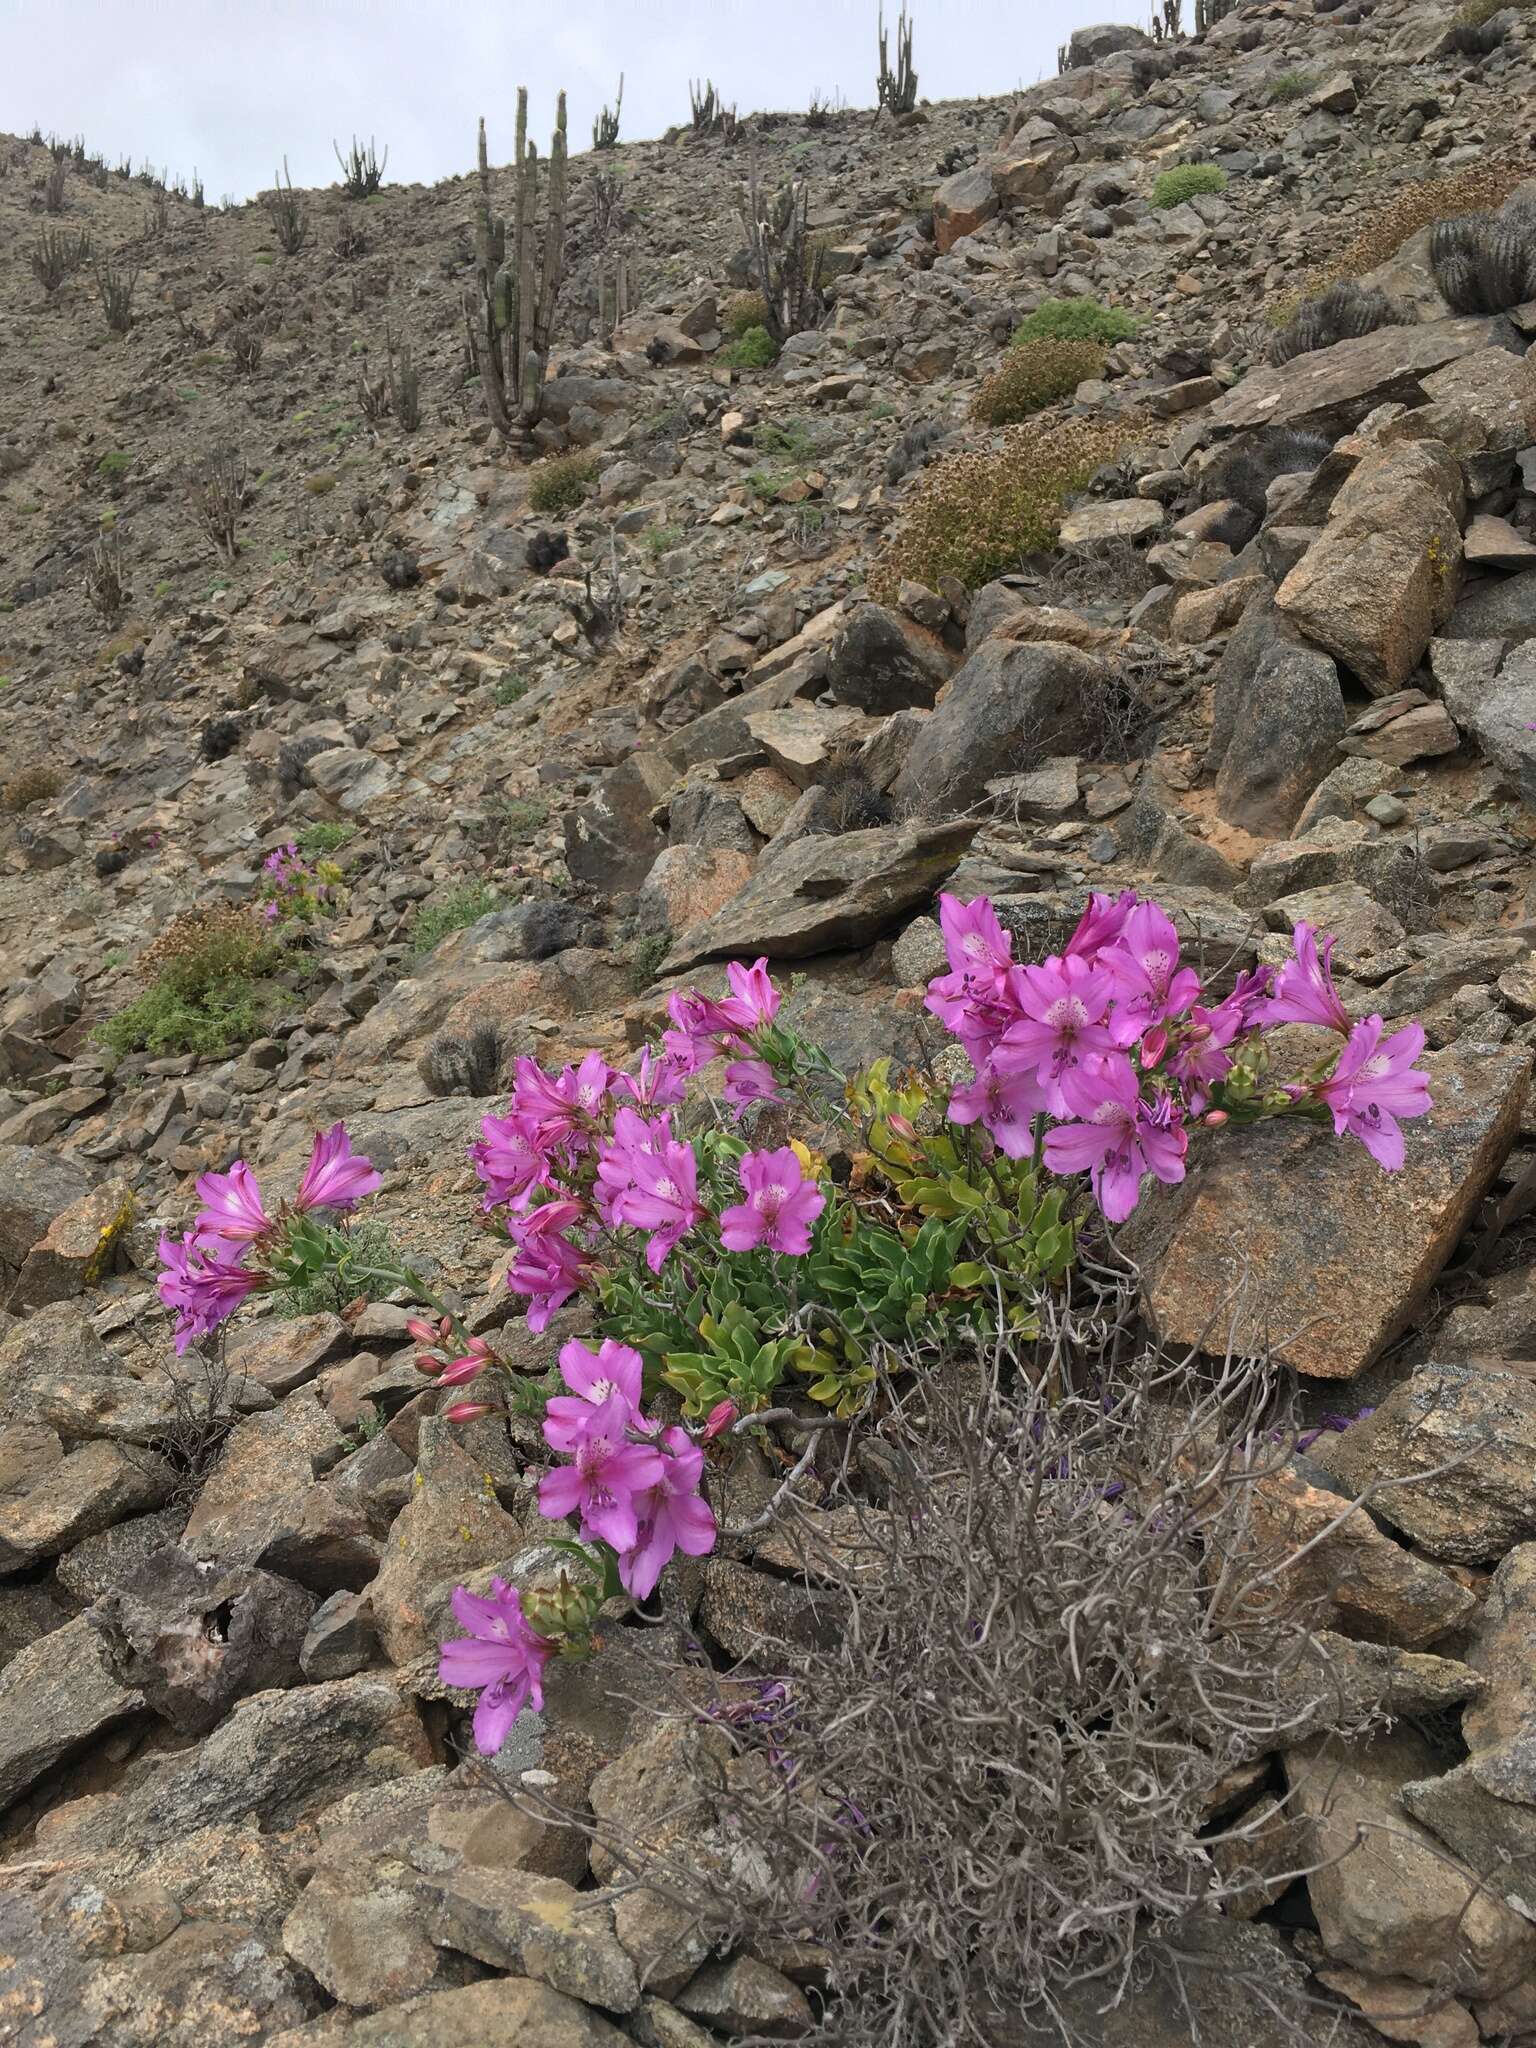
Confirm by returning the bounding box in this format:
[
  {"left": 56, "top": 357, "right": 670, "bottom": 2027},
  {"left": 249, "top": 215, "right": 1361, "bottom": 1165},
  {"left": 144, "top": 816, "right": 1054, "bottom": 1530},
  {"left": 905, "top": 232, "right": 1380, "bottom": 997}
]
[
  {"left": 558, "top": 1317, "right": 1371, "bottom": 2048},
  {"left": 722, "top": 289, "right": 771, "bottom": 336},
  {"left": 98, "top": 903, "right": 279, "bottom": 1058},
  {"left": 972, "top": 337, "right": 1106, "bottom": 425},
  {"left": 228, "top": 321, "right": 265, "bottom": 374},
  {"left": 84, "top": 532, "right": 130, "bottom": 621},
  {"left": 137, "top": 902, "right": 270, "bottom": 990},
  {"left": 1304, "top": 154, "right": 1533, "bottom": 298},
  {"left": 871, "top": 417, "right": 1142, "bottom": 596},
  {"left": 528, "top": 452, "right": 598, "bottom": 515},
  {"left": 2, "top": 764, "right": 62, "bottom": 813}
]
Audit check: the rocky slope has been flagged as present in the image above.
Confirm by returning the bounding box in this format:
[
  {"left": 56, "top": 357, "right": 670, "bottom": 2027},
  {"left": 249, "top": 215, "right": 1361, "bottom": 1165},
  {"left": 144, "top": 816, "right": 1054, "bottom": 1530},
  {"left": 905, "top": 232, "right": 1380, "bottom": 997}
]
[{"left": 3, "top": 0, "right": 1536, "bottom": 2040}]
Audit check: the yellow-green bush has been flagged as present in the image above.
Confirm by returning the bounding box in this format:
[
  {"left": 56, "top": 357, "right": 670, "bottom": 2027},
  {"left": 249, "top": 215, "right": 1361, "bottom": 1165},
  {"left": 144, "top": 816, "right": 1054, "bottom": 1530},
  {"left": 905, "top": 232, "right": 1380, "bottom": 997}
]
[
  {"left": 869, "top": 417, "right": 1141, "bottom": 597},
  {"left": 529, "top": 453, "right": 599, "bottom": 515},
  {"left": 722, "top": 289, "right": 771, "bottom": 337},
  {"left": 972, "top": 339, "right": 1106, "bottom": 426}
]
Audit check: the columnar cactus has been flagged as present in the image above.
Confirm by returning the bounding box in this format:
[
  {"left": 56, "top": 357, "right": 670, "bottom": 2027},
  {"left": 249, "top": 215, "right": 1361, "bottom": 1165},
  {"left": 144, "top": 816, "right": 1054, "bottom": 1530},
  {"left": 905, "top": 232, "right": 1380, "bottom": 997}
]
[
  {"left": 877, "top": 5, "right": 918, "bottom": 114},
  {"left": 739, "top": 157, "right": 825, "bottom": 345},
  {"left": 465, "top": 93, "right": 569, "bottom": 452}
]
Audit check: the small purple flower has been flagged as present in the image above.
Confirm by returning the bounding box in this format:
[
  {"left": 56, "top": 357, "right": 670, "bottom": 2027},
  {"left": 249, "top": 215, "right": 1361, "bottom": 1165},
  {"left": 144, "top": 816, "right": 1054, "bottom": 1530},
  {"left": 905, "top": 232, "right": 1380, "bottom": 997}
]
[
  {"left": 719, "top": 1147, "right": 825, "bottom": 1256},
  {"left": 619, "top": 1426, "right": 719, "bottom": 1601},
  {"left": 1043, "top": 1056, "right": 1187, "bottom": 1223},
  {"left": 722, "top": 1058, "right": 782, "bottom": 1116},
  {"left": 193, "top": 1160, "right": 271, "bottom": 1244},
  {"left": 295, "top": 1123, "right": 382, "bottom": 1215},
  {"left": 544, "top": 1337, "right": 649, "bottom": 1450},
  {"left": 996, "top": 952, "right": 1119, "bottom": 1114},
  {"left": 157, "top": 1229, "right": 263, "bottom": 1353},
  {"left": 946, "top": 1059, "right": 1048, "bottom": 1159},
  {"left": 1101, "top": 901, "right": 1201, "bottom": 1043},
  {"left": 1316, "top": 1016, "right": 1432, "bottom": 1171},
  {"left": 437, "top": 1579, "right": 552, "bottom": 1754},
  {"left": 506, "top": 1198, "right": 592, "bottom": 1330},
  {"left": 618, "top": 1136, "right": 706, "bottom": 1271},
  {"left": 1257, "top": 922, "right": 1351, "bottom": 1036},
  {"left": 471, "top": 1109, "right": 551, "bottom": 1212}
]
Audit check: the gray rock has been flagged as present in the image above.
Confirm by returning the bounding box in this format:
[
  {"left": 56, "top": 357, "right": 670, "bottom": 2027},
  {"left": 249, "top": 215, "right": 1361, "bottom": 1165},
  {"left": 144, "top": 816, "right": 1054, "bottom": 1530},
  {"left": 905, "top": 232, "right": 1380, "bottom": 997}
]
[
  {"left": 0, "top": 1143, "right": 94, "bottom": 1275},
  {"left": 0, "top": 1427, "right": 174, "bottom": 1571},
  {"left": 344, "top": 1978, "right": 633, "bottom": 2048},
  {"left": 89, "top": 1546, "right": 317, "bottom": 1734},
  {"left": 412, "top": 1864, "right": 639, "bottom": 2012},
  {"left": 562, "top": 754, "right": 673, "bottom": 894},
  {"left": 824, "top": 602, "right": 955, "bottom": 714},
  {"left": 301, "top": 1588, "right": 381, "bottom": 1680},
  {"left": 1214, "top": 642, "right": 1347, "bottom": 835},
  {"left": 0, "top": 1613, "right": 140, "bottom": 1813},
  {"left": 891, "top": 640, "right": 1118, "bottom": 814},
  {"left": 660, "top": 821, "right": 976, "bottom": 971},
  {"left": 674, "top": 1956, "right": 812, "bottom": 2039}
]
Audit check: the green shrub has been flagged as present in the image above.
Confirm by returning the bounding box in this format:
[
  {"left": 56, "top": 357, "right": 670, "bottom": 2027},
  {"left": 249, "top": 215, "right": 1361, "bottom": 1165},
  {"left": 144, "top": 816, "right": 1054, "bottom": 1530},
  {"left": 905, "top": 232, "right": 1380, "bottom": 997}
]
[
  {"left": 297, "top": 821, "right": 355, "bottom": 856},
  {"left": 1268, "top": 71, "right": 1313, "bottom": 101},
  {"left": 96, "top": 903, "right": 279, "bottom": 1057},
  {"left": 972, "top": 338, "right": 1106, "bottom": 426},
  {"left": 1151, "top": 164, "right": 1228, "bottom": 209},
  {"left": 627, "top": 930, "right": 671, "bottom": 992},
  {"left": 409, "top": 883, "right": 500, "bottom": 956},
  {"left": 720, "top": 325, "right": 779, "bottom": 369},
  {"left": 304, "top": 471, "right": 338, "bottom": 496},
  {"left": 870, "top": 417, "right": 1141, "bottom": 597},
  {"left": 528, "top": 453, "right": 598, "bottom": 515},
  {"left": 722, "top": 289, "right": 770, "bottom": 336},
  {"left": 96, "top": 450, "right": 134, "bottom": 481},
  {"left": 494, "top": 674, "right": 529, "bottom": 707},
  {"left": 642, "top": 523, "right": 686, "bottom": 556},
  {"left": 1011, "top": 297, "right": 1140, "bottom": 346}
]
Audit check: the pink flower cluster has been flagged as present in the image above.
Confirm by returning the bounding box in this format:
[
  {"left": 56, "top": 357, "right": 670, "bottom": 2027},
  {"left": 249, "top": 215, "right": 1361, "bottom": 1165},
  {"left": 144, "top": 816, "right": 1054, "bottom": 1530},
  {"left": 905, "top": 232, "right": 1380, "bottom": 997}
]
[
  {"left": 438, "top": 1336, "right": 719, "bottom": 1752},
  {"left": 927, "top": 892, "right": 1431, "bottom": 1222},
  {"left": 157, "top": 1123, "right": 381, "bottom": 1352},
  {"left": 258, "top": 842, "right": 337, "bottom": 927},
  {"left": 470, "top": 960, "right": 826, "bottom": 1328}
]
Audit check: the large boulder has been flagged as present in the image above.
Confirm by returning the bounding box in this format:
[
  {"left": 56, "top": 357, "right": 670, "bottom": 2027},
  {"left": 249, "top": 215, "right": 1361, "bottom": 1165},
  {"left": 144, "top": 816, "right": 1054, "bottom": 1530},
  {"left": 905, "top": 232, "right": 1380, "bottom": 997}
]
[
  {"left": 823, "top": 603, "right": 955, "bottom": 714},
  {"left": 1213, "top": 641, "right": 1347, "bottom": 836},
  {"left": 1274, "top": 439, "right": 1465, "bottom": 694},
  {"left": 661, "top": 820, "right": 976, "bottom": 971},
  {"left": 891, "top": 640, "right": 1117, "bottom": 814}
]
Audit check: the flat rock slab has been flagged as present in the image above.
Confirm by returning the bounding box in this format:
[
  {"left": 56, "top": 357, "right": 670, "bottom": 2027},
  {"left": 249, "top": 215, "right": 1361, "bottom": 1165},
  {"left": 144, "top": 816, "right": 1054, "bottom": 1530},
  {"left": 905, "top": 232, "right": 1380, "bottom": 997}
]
[
  {"left": 1205, "top": 315, "right": 1521, "bottom": 437},
  {"left": 1126, "top": 1043, "right": 1529, "bottom": 1379},
  {"left": 0, "top": 1613, "right": 140, "bottom": 1813},
  {"left": 344, "top": 1977, "right": 633, "bottom": 2047},
  {"left": 661, "top": 821, "right": 976, "bottom": 971}
]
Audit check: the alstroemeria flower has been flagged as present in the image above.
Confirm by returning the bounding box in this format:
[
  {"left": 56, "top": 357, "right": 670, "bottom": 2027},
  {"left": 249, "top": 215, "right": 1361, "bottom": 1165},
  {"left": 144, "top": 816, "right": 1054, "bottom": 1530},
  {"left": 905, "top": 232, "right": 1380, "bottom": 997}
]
[
  {"left": 193, "top": 1160, "right": 271, "bottom": 1244},
  {"left": 1043, "top": 1056, "right": 1187, "bottom": 1223},
  {"left": 544, "top": 1337, "right": 648, "bottom": 1451},
  {"left": 719, "top": 1146, "right": 826, "bottom": 1256},
  {"left": 618, "top": 1136, "right": 707, "bottom": 1271},
  {"left": 997, "top": 952, "right": 1119, "bottom": 1114},
  {"left": 295, "top": 1123, "right": 382, "bottom": 1215},
  {"left": 158, "top": 1229, "right": 263, "bottom": 1353},
  {"left": 437, "top": 1580, "right": 552, "bottom": 1754},
  {"left": 619, "top": 1426, "right": 719, "bottom": 1601},
  {"left": 1063, "top": 888, "right": 1139, "bottom": 963},
  {"left": 506, "top": 1198, "right": 592, "bottom": 1330},
  {"left": 1257, "top": 923, "right": 1351, "bottom": 1036},
  {"left": 1317, "top": 1016, "right": 1432, "bottom": 1171},
  {"left": 722, "top": 1058, "right": 782, "bottom": 1116},
  {"left": 538, "top": 1391, "right": 666, "bottom": 1551},
  {"left": 1101, "top": 902, "right": 1201, "bottom": 1043},
  {"left": 471, "top": 1109, "right": 551, "bottom": 1212},
  {"left": 946, "top": 1059, "right": 1049, "bottom": 1159},
  {"left": 725, "top": 957, "right": 781, "bottom": 1030}
]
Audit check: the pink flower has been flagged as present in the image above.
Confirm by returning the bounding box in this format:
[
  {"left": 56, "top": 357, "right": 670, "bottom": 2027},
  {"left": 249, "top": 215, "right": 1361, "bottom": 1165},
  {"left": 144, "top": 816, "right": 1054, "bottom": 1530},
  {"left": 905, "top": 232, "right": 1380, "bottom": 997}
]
[
  {"left": 438, "top": 1342, "right": 492, "bottom": 1388},
  {"left": 1317, "top": 1017, "right": 1432, "bottom": 1171},
  {"left": 619, "top": 1426, "right": 719, "bottom": 1600},
  {"left": 719, "top": 1146, "right": 826, "bottom": 1256},
  {"left": 722, "top": 1058, "right": 782, "bottom": 1116},
  {"left": 193, "top": 1160, "right": 271, "bottom": 1243},
  {"left": 1101, "top": 901, "right": 1201, "bottom": 1044},
  {"left": 619, "top": 1136, "right": 706, "bottom": 1271},
  {"left": 295, "top": 1123, "right": 382, "bottom": 1215},
  {"left": 1064, "top": 888, "right": 1139, "bottom": 963},
  {"left": 157, "top": 1229, "right": 263, "bottom": 1353},
  {"left": 506, "top": 1198, "right": 593, "bottom": 1330},
  {"left": 471, "top": 1110, "right": 551, "bottom": 1212},
  {"left": 702, "top": 1399, "right": 736, "bottom": 1441},
  {"left": 437, "top": 1579, "right": 552, "bottom": 1754},
  {"left": 615, "top": 1045, "right": 691, "bottom": 1110},
  {"left": 512, "top": 1052, "right": 612, "bottom": 1151},
  {"left": 544, "top": 1337, "right": 648, "bottom": 1450},
  {"left": 725, "top": 957, "right": 780, "bottom": 1029},
  {"left": 539, "top": 1391, "right": 667, "bottom": 1551},
  {"left": 1043, "top": 1056, "right": 1187, "bottom": 1223},
  {"left": 924, "top": 894, "right": 1017, "bottom": 1046},
  {"left": 996, "top": 953, "right": 1119, "bottom": 1114},
  {"left": 666, "top": 988, "right": 751, "bottom": 1063},
  {"left": 594, "top": 1107, "right": 672, "bottom": 1226},
  {"left": 946, "top": 1059, "right": 1048, "bottom": 1159},
  {"left": 1257, "top": 923, "right": 1351, "bottom": 1036},
  {"left": 1165, "top": 1002, "right": 1244, "bottom": 1115}
]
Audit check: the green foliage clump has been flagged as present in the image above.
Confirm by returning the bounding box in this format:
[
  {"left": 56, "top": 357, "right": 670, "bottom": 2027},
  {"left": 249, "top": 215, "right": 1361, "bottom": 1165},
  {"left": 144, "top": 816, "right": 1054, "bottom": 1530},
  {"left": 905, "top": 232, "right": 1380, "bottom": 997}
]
[
  {"left": 627, "top": 930, "right": 671, "bottom": 992},
  {"left": 409, "top": 883, "right": 500, "bottom": 956},
  {"left": 96, "top": 449, "right": 134, "bottom": 481},
  {"left": 273, "top": 1217, "right": 400, "bottom": 1317},
  {"left": 972, "top": 338, "right": 1106, "bottom": 426},
  {"left": 722, "top": 289, "right": 770, "bottom": 336},
  {"left": 720, "top": 325, "right": 779, "bottom": 369},
  {"left": 296, "top": 820, "right": 355, "bottom": 857},
  {"left": 1268, "top": 71, "right": 1314, "bottom": 101},
  {"left": 528, "top": 453, "right": 598, "bottom": 516},
  {"left": 1151, "top": 164, "right": 1228, "bottom": 209},
  {"left": 642, "top": 523, "right": 686, "bottom": 557},
  {"left": 494, "top": 674, "right": 528, "bottom": 708},
  {"left": 1011, "top": 298, "right": 1139, "bottom": 346},
  {"left": 95, "top": 904, "right": 279, "bottom": 1058},
  {"left": 870, "top": 416, "right": 1140, "bottom": 596}
]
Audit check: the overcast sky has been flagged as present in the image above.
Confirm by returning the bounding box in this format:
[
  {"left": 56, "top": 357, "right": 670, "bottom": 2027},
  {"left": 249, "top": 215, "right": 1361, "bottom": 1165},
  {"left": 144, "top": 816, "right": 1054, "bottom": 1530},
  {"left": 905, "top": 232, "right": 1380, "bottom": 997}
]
[{"left": 2, "top": 0, "right": 1146, "bottom": 201}]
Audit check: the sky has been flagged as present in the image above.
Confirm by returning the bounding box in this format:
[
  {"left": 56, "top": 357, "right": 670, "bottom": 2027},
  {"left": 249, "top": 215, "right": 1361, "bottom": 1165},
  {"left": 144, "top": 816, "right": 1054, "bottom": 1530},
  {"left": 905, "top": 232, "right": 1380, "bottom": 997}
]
[{"left": 1, "top": 0, "right": 1148, "bottom": 202}]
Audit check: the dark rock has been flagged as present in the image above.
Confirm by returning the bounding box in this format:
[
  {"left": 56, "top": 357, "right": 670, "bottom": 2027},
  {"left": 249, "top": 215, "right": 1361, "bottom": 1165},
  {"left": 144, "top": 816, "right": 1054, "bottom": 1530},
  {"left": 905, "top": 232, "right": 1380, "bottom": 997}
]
[
  {"left": 0, "top": 1613, "right": 140, "bottom": 1813},
  {"left": 823, "top": 603, "right": 955, "bottom": 714},
  {"left": 1214, "top": 641, "right": 1347, "bottom": 836}
]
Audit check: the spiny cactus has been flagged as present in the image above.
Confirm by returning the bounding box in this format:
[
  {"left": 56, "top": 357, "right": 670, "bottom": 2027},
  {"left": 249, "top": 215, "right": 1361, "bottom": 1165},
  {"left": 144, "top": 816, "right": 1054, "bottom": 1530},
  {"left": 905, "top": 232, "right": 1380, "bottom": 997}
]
[
  {"left": 1269, "top": 280, "right": 1407, "bottom": 366},
  {"left": 420, "top": 1023, "right": 509, "bottom": 1099},
  {"left": 96, "top": 252, "right": 142, "bottom": 333},
  {"left": 334, "top": 135, "right": 387, "bottom": 198},
  {"left": 593, "top": 75, "right": 623, "bottom": 150},
  {"left": 877, "top": 5, "right": 918, "bottom": 115},
  {"left": 464, "top": 95, "right": 569, "bottom": 452},
  {"left": 1194, "top": 0, "right": 1238, "bottom": 28},
  {"left": 1198, "top": 428, "right": 1332, "bottom": 515},
  {"left": 30, "top": 225, "right": 91, "bottom": 297},
  {"left": 263, "top": 158, "right": 307, "bottom": 255},
  {"left": 739, "top": 155, "right": 825, "bottom": 346},
  {"left": 689, "top": 80, "right": 721, "bottom": 134},
  {"left": 1430, "top": 203, "right": 1536, "bottom": 315},
  {"left": 886, "top": 417, "right": 949, "bottom": 486}
]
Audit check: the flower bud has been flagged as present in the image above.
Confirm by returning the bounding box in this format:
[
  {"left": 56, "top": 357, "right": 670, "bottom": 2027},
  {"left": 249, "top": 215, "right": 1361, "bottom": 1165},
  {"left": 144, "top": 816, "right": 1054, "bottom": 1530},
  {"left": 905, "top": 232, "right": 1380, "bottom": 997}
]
[
  {"left": 1139, "top": 1026, "right": 1168, "bottom": 1069},
  {"left": 702, "top": 1399, "right": 737, "bottom": 1441},
  {"left": 405, "top": 1318, "right": 439, "bottom": 1345},
  {"left": 1202, "top": 1110, "right": 1228, "bottom": 1128},
  {"left": 414, "top": 1351, "right": 447, "bottom": 1375},
  {"left": 439, "top": 1353, "right": 488, "bottom": 1387},
  {"left": 884, "top": 1114, "right": 917, "bottom": 1143},
  {"left": 444, "top": 1399, "right": 494, "bottom": 1423}
]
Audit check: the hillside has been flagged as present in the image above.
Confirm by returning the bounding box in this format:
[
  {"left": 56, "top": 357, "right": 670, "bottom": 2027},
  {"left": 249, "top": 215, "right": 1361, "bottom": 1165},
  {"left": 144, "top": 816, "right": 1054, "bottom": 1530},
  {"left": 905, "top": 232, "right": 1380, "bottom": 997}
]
[{"left": 2, "top": 0, "right": 1536, "bottom": 2040}]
